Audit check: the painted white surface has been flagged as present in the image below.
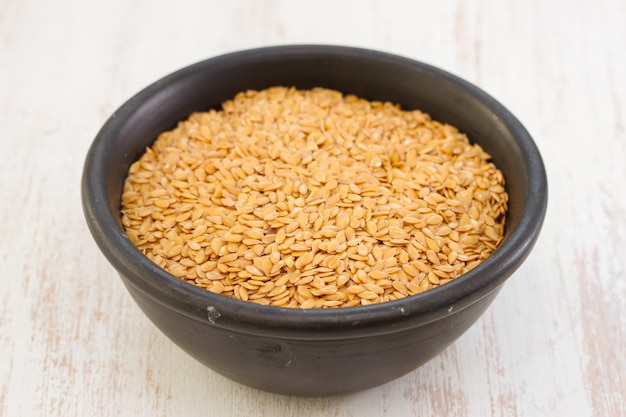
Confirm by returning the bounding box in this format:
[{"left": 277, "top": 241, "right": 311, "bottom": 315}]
[{"left": 1, "top": 0, "right": 624, "bottom": 415}]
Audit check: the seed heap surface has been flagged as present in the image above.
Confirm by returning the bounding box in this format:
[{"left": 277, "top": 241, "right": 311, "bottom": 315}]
[{"left": 121, "top": 87, "right": 508, "bottom": 308}]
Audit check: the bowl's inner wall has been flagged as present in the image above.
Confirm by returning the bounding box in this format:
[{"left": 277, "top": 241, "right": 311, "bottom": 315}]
[{"left": 106, "top": 49, "right": 527, "bottom": 240}]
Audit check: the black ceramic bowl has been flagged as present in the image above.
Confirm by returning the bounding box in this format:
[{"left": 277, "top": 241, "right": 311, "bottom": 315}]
[{"left": 82, "top": 45, "right": 547, "bottom": 396}]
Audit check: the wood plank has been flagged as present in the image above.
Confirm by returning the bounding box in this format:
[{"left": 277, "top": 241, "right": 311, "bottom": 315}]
[{"left": 1, "top": 0, "right": 624, "bottom": 415}]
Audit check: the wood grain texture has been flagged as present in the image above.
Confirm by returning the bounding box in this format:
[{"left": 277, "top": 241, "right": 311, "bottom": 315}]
[{"left": 1, "top": 0, "right": 624, "bottom": 415}]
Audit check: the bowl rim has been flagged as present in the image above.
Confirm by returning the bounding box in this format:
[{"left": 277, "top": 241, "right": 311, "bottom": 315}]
[{"left": 82, "top": 44, "right": 547, "bottom": 338}]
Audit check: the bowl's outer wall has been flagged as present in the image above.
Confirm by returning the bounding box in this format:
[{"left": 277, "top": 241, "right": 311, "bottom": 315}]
[
  {"left": 83, "top": 45, "right": 548, "bottom": 396},
  {"left": 123, "top": 276, "right": 501, "bottom": 396}
]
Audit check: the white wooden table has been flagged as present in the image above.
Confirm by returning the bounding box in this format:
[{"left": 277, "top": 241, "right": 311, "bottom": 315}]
[{"left": 2, "top": 0, "right": 625, "bottom": 415}]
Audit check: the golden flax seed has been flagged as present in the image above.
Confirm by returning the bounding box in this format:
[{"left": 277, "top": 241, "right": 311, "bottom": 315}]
[{"left": 121, "top": 87, "right": 508, "bottom": 308}]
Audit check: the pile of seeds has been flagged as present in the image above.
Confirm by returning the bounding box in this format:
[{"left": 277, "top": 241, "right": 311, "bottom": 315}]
[{"left": 121, "top": 86, "right": 508, "bottom": 308}]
